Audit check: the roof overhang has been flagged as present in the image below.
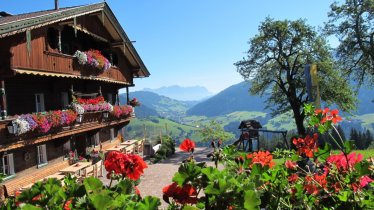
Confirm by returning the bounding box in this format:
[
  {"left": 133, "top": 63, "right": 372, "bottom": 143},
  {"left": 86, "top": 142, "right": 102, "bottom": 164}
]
[
  {"left": 0, "top": 2, "right": 150, "bottom": 78},
  {"left": 13, "top": 68, "right": 131, "bottom": 85}
]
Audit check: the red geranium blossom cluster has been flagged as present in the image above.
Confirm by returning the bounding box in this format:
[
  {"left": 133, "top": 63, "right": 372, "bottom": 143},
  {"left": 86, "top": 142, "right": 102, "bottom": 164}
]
[
  {"left": 129, "top": 98, "right": 141, "bottom": 107},
  {"left": 292, "top": 133, "right": 318, "bottom": 157},
  {"left": 112, "top": 105, "right": 133, "bottom": 118},
  {"left": 326, "top": 152, "right": 363, "bottom": 171},
  {"left": 104, "top": 151, "right": 147, "bottom": 180},
  {"left": 77, "top": 96, "right": 105, "bottom": 105},
  {"left": 179, "top": 138, "right": 195, "bottom": 153},
  {"left": 246, "top": 151, "right": 275, "bottom": 168},
  {"left": 314, "top": 108, "right": 342, "bottom": 124},
  {"left": 162, "top": 182, "right": 198, "bottom": 205},
  {"left": 304, "top": 170, "right": 328, "bottom": 195}
]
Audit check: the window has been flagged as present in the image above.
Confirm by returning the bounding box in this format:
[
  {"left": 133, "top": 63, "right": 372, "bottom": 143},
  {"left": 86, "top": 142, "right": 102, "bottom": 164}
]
[
  {"left": 35, "top": 93, "right": 45, "bottom": 112},
  {"left": 110, "top": 128, "right": 115, "bottom": 141},
  {"left": 37, "top": 144, "right": 48, "bottom": 167},
  {"left": 90, "top": 132, "right": 100, "bottom": 147},
  {"left": 107, "top": 93, "right": 113, "bottom": 105},
  {"left": 63, "top": 140, "right": 71, "bottom": 155},
  {"left": 61, "top": 92, "right": 69, "bottom": 108},
  {"left": 1, "top": 153, "right": 15, "bottom": 178}
]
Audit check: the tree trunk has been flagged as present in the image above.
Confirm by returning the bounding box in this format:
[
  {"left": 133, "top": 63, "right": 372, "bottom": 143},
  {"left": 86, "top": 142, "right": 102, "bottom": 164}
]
[{"left": 291, "top": 103, "right": 306, "bottom": 136}]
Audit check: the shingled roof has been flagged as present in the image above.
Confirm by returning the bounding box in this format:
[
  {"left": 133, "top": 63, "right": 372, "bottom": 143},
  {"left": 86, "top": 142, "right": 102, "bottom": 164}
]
[{"left": 0, "top": 2, "right": 150, "bottom": 78}]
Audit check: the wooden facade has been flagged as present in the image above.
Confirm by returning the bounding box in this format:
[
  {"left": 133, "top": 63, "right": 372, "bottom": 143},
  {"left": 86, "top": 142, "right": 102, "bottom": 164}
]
[{"left": 0, "top": 2, "right": 149, "bottom": 196}]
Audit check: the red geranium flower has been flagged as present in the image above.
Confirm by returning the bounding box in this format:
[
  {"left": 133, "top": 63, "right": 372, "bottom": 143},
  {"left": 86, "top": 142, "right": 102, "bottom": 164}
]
[
  {"left": 285, "top": 160, "right": 297, "bottom": 170},
  {"left": 292, "top": 134, "right": 318, "bottom": 157},
  {"left": 162, "top": 182, "right": 198, "bottom": 205},
  {"left": 288, "top": 173, "right": 299, "bottom": 183},
  {"left": 247, "top": 151, "right": 275, "bottom": 168},
  {"left": 179, "top": 138, "right": 195, "bottom": 153},
  {"left": 104, "top": 151, "right": 147, "bottom": 180}
]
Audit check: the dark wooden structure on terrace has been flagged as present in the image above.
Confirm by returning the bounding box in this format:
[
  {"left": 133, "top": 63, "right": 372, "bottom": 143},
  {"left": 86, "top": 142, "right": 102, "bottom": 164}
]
[{"left": 234, "top": 120, "right": 289, "bottom": 152}]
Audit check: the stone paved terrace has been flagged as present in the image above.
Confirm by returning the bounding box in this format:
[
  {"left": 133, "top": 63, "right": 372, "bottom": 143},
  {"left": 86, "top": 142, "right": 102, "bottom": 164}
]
[{"left": 100, "top": 147, "right": 214, "bottom": 209}]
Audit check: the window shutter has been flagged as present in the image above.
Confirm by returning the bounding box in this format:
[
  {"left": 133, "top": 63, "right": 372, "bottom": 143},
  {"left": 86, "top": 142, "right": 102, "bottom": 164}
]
[
  {"left": 8, "top": 153, "right": 14, "bottom": 175},
  {"left": 42, "top": 144, "right": 47, "bottom": 163},
  {"left": 37, "top": 145, "right": 41, "bottom": 164},
  {"left": 61, "top": 92, "right": 69, "bottom": 108},
  {"left": 107, "top": 94, "right": 113, "bottom": 104},
  {"left": 110, "top": 128, "right": 114, "bottom": 141},
  {"left": 95, "top": 132, "right": 100, "bottom": 146}
]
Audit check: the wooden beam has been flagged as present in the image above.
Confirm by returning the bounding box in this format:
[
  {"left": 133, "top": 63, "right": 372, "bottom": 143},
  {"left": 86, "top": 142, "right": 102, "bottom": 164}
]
[{"left": 0, "top": 79, "right": 7, "bottom": 120}]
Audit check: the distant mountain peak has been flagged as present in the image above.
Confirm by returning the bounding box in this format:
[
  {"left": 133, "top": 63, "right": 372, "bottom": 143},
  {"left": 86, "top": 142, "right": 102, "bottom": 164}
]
[{"left": 142, "top": 85, "right": 213, "bottom": 101}]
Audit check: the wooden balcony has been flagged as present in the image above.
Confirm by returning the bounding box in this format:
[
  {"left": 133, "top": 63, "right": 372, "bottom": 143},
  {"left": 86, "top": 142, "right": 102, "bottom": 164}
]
[
  {"left": 0, "top": 112, "right": 131, "bottom": 152},
  {"left": 10, "top": 50, "right": 130, "bottom": 85}
]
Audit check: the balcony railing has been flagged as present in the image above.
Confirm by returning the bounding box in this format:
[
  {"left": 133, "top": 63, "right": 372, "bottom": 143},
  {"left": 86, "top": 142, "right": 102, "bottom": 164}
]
[{"left": 0, "top": 111, "right": 132, "bottom": 152}]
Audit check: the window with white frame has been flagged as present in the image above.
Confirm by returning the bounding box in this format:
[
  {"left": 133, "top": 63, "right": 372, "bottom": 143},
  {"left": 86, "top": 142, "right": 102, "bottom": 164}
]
[
  {"left": 35, "top": 93, "right": 45, "bottom": 112},
  {"left": 61, "top": 92, "right": 69, "bottom": 108},
  {"left": 37, "top": 144, "right": 48, "bottom": 167},
  {"left": 1, "top": 153, "right": 15, "bottom": 177}
]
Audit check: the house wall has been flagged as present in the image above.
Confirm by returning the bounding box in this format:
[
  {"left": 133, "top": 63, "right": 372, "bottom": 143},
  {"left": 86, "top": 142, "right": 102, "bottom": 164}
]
[{"left": 0, "top": 18, "right": 133, "bottom": 84}]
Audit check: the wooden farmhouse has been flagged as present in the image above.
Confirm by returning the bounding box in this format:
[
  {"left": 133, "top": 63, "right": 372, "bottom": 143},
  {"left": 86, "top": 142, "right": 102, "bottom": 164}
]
[{"left": 0, "top": 2, "right": 149, "bottom": 196}]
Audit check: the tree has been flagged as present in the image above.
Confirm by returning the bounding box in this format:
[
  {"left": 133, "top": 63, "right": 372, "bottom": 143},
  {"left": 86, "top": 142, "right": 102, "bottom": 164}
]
[
  {"left": 198, "top": 120, "right": 234, "bottom": 142},
  {"left": 235, "top": 18, "right": 356, "bottom": 135},
  {"left": 325, "top": 0, "right": 374, "bottom": 86}
]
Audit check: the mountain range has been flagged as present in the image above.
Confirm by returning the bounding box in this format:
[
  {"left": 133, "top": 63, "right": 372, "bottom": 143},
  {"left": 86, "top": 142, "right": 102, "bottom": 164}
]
[
  {"left": 121, "top": 82, "right": 374, "bottom": 141},
  {"left": 142, "top": 85, "right": 213, "bottom": 101}
]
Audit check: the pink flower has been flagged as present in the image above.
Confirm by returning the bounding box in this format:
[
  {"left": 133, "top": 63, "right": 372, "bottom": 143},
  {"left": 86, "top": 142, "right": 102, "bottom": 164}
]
[
  {"left": 327, "top": 152, "right": 363, "bottom": 171},
  {"left": 360, "top": 176, "right": 373, "bottom": 188},
  {"left": 285, "top": 160, "right": 297, "bottom": 170}
]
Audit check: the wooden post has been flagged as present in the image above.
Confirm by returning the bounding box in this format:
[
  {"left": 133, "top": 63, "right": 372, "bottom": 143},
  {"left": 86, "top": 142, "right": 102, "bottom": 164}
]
[
  {"left": 126, "top": 86, "right": 130, "bottom": 105},
  {"left": 0, "top": 79, "right": 7, "bottom": 120},
  {"left": 143, "top": 124, "right": 146, "bottom": 141},
  {"left": 160, "top": 130, "right": 162, "bottom": 144},
  {"left": 116, "top": 89, "right": 120, "bottom": 105},
  {"left": 57, "top": 27, "right": 62, "bottom": 53}
]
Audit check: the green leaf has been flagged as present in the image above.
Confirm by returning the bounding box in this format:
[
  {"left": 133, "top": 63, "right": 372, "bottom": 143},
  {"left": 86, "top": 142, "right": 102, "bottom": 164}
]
[
  {"left": 344, "top": 140, "right": 354, "bottom": 154},
  {"left": 183, "top": 206, "right": 200, "bottom": 210},
  {"left": 88, "top": 193, "right": 114, "bottom": 209},
  {"left": 314, "top": 143, "right": 332, "bottom": 161},
  {"left": 251, "top": 163, "right": 263, "bottom": 176},
  {"left": 136, "top": 196, "right": 161, "bottom": 210},
  {"left": 337, "top": 191, "right": 349, "bottom": 202},
  {"left": 21, "top": 204, "right": 41, "bottom": 210},
  {"left": 83, "top": 177, "right": 103, "bottom": 193},
  {"left": 244, "top": 190, "right": 261, "bottom": 210},
  {"left": 355, "top": 161, "right": 371, "bottom": 176}
]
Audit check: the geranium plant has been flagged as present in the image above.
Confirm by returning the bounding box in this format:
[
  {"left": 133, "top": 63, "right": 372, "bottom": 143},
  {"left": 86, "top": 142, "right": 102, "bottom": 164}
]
[
  {"left": 74, "top": 49, "right": 111, "bottom": 72},
  {"left": 161, "top": 105, "right": 373, "bottom": 210},
  {"left": 10, "top": 110, "right": 78, "bottom": 135},
  {"left": 129, "top": 98, "right": 141, "bottom": 107}
]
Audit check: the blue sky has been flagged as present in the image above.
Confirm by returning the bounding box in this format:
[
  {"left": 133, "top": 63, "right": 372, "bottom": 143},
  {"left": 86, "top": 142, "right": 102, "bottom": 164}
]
[{"left": 0, "top": 0, "right": 336, "bottom": 93}]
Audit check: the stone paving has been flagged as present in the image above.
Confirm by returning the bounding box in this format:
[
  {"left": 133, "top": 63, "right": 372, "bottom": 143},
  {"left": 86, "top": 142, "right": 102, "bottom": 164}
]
[{"left": 100, "top": 147, "right": 214, "bottom": 209}]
